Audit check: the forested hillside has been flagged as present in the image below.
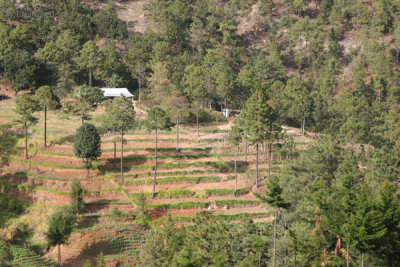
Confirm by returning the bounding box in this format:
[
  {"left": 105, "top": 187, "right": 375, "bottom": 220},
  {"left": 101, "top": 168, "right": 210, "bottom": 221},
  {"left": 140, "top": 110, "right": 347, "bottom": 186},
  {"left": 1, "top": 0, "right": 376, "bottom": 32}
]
[{"left": 0, "top": 0, "right": 399, "bottom": 266}]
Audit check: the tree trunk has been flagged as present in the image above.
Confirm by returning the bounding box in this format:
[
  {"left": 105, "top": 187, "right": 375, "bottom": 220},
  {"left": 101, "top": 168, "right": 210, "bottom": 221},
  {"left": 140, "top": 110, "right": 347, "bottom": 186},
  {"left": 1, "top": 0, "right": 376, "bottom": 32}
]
[
  {"left": 196, "top": 99, "right": 199, "bottom": 137},
  {"left": 89, "top": 69, "right": 92, "bottom": 87},
  {"left": 362, "top": 252, "right": 364, "bottom": 267},
  {"left": 256, "top": 143, "right": 259, "bottom": 187},
  {"left": 273, "top": 209, "right": 277, "bottom": 267},
  {"left": 268, "top": 139, "right": 272, "bottom": 177},
  {"left": 113, "top": 141, "right": 116, "bottom": 168},
  {"left": 25, "top": 124, "right": 28, "bottom": 159},
  {"left": 244, "top": 138, "right": 247, "bottom": 162},
  {"left": 57, "top": 244, "right": 61, "bottom": 267},
  {"left": 138, "top": 79, "right": 142, "bottom": 103},
  {"left": 224, "top": 98, "right": 228, "bottom": 121},
  {"left": 121, "top": 131, "right": 124, "bottom": 183},
  {"left": 44, "top": 105, "right": 47, "bottom": 147},
  {"left": 262, "top": 143, "right": 267, "bottom": 160},
  {"left": 385, "top": 246, "right": 389, "bottom": 267},
  {"left": 234, "top": 145, "right": 237, "bottom": 196},
  {"left": 152, "top": 128, "right": 158, "bottom": 199},
  {"left": 176, "top": 109, "right": 179, "bottom": 151},
  {"left": 86, "top": 158, "right": 89, "bottom": 178},
  {"left": 81, "top": 114, "right": 84, "bottom": 125},
  {"left": 346, "top": 243, "right": 349, "bottom": 267},
  {"left": 302, "top": 117, "right": 305, "bottom": 135}
]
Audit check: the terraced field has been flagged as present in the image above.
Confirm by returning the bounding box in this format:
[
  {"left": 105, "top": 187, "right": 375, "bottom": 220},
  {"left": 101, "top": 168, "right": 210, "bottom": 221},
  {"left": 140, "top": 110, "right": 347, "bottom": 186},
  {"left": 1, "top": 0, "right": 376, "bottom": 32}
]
[{"left": 0, "top": 99, "right": 307, "bottom": 265}]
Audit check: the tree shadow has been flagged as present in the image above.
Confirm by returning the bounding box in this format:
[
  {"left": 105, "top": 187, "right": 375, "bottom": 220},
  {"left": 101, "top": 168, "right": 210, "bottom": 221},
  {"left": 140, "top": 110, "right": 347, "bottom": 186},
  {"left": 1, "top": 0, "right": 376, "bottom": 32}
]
[
  {"left": 82, "top": 199, "right": 131, "bottom": 215},
  {"left": 75, "top": 216, "right": 99, "bottom": 231},
  {"left": 98, "top": 154, "right": 148, "bottom": 175},
  {"left": 0, "top": 172, "right": 33, "bottom": 227},
  {"left": 150, "top": 208, "right": 168, "bottom": 220},
  {"left": 63, "top": 239, "right": 113, "bottom": 267},
  {"left": 53, "top": 134, "right": 75, "bottom": 146}
]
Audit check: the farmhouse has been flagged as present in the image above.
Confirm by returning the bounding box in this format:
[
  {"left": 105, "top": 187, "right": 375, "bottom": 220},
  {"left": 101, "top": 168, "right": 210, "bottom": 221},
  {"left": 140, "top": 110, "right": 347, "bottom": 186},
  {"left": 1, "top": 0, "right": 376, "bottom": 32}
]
[{"left": 100, "top": 88, "right": 134, "bottom": 102}]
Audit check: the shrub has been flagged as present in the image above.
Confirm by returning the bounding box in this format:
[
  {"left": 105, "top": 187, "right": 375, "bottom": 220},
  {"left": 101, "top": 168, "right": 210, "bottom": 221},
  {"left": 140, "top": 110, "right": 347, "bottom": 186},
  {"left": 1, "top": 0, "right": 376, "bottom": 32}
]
[
  {"left": 187, "top": 109, "right": 224, "bottom": 124},
  {"left": 214, "top": 200, "right": 260, "bottom": 207},
  {"left": 70, "top": 180, "right": 84, "bottom": 213},
  {"left": 111, "top": 207, "right": 122, "bottom": 218}
]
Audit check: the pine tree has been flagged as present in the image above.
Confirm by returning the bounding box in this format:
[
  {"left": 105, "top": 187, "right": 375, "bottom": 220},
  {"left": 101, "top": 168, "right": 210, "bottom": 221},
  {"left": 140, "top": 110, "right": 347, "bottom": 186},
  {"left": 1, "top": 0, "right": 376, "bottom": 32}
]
[
  {"left": 35, "top": 86, "right": 60, "bottom": 147},
  {"left": 144, "top": 107, "right": 173, "bottom": 198},
  {"left": 46, "top": 207, "right": 76, "bottom": 267},
  {"left": 102, "top": 96, "right": 135, "bottom": 182},
  {"left": 349, "top": 184, "right": 385, "bottom": 267},
  {"left": 243, "top": 89, "right": 279, "bottom": 187},
  {"left": 228, "top": 124, "right": 242, "bottom": 195},
  {"left": 75, "top": 40, "right": 101, "bottom": 87},
  {"left": 255, "top": 177, "right": 290, "bottom": 267},
  {"left": 183, "top": 64, "right": 206, "bottom": 137},
  {"left": 15, "top": 94, "right": 41, "bottom": 159},
  {"left": 376, "top": 182, "right": 400, "bottom": 267}
]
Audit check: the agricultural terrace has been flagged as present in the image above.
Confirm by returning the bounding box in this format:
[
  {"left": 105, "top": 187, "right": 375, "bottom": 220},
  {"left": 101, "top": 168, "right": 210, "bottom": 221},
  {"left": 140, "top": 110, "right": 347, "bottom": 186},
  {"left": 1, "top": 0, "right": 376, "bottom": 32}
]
[{"left": 0, "top": 98, "right": 309, "bottom": 266}]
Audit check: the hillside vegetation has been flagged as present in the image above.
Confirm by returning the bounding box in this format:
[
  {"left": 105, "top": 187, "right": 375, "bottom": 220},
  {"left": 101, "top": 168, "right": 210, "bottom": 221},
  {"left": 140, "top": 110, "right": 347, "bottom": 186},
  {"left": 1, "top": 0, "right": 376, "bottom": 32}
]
[{"left": 0, "top": 0, "right": 399, "bottom": 266}]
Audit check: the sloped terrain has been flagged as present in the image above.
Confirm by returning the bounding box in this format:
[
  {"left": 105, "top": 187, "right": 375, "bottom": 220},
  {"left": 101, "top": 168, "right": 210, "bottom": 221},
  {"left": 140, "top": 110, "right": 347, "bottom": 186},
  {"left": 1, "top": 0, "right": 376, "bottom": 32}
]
[{"left": 0, "top": 98, "right": 306, "bottom": 265}]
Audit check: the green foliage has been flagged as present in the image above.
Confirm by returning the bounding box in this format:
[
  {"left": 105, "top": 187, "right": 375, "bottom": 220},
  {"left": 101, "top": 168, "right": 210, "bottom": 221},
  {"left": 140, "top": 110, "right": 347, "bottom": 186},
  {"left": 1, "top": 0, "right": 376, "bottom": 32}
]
[
  {"left": 228, "top": 124, "right": 243, "bottom": 147},
  {"left": 75, "top": 40, "right": 101, "bottom": 86},
  {"left": 46, "top": 206, "right": 76, "bottom": 247},
  {"left": 0, "top": 125, "right": 18, "bottom": 167},
  {"left": 143, "top": 107, "right": 173, "bottom": 132},
  {"left": 35, "top": 86, "right": 61, "bottom": 110},
  {"left": 15, "top": 94, "right": 40, "bottom": 127},
  {"left": 81, "top": 87, "right": 105, "bottom": 108},
  {"left": 73, "top": 123, "right": 101, "bottom": 172},
  {"left": 186, "top": 108, "right": 224, "bottom": 123},
  {"left": 93, "top": 4, "right": 128, "bottom": 40},
  {"left": 140, "top": 216, "right": 271, "bottom": 266},
  {"left": 10, "top": 245, "right": 57, "bottom": 267},
  {"left": 0, "top": 239, "right": 12, "bottom": 265},
  {"left": 3, "top": 49, "right": 37, "bottom": 92},
  {"left": 242, "top": 89, "right": 279, "bottom": 145},
  {"left": 283, "top": 77, "right": 312, "bottom": 133},
  {"left": 70, "top": 180, "right": 84, "bottom": 213},
  {"left": 255, "top": 177, "right": 290, "bottom": 210},
  {"left": 102, "top": 95, "right": 136, "bottom": 133}
]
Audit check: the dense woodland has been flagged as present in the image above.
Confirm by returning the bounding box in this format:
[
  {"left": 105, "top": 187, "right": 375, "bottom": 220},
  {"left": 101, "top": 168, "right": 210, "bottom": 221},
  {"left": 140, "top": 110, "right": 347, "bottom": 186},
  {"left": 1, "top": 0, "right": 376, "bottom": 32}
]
[{"left": 0, "top": 0, "right": 400, "bottom": 266}]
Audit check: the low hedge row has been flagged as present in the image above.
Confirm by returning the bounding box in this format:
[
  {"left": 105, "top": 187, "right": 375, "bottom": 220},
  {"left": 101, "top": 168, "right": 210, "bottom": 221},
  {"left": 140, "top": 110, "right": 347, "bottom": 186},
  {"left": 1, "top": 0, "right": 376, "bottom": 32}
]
[
  {"left": 0, "top": 181, "right": 69, "bottom": 195},
  {"left": 124, "top": 176, "right": 221, "bottom": 185},
  {"left": 147, "top": 201, "right": 208, "bottom": 210},
  {"left": 131, "top": 189, "right": 195, "bottom": 199},
  {"left": 214, "top": 199, "right": 261, "bottom": 207},
  {"left": 204, "top": 187, "right": 251, "bottom": 197}
]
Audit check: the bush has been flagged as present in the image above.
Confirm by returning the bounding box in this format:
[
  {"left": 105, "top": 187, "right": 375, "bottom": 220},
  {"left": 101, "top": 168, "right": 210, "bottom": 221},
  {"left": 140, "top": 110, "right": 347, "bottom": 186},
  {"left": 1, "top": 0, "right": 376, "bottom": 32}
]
[
  {"left": 70, "top": 180, "right": 84, "bottom": 213},
  {"left": 210, "top": 161, "right": 230, "bottom": 173},
  {"left": 111, "top": 207, "right": 122, "bottom": 218},
  {"left": 186, "top": 109, "right": 224, "bottom": 124},
  {"left": 0, "top": 194, "right": 24, "bottom": 215}
]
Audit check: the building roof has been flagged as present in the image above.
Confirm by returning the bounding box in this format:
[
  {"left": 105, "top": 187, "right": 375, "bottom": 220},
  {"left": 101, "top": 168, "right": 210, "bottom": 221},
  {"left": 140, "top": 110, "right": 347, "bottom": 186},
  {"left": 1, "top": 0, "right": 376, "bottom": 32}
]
[{"left": 100, "top": 88, "right": 134, "bottom": 98}]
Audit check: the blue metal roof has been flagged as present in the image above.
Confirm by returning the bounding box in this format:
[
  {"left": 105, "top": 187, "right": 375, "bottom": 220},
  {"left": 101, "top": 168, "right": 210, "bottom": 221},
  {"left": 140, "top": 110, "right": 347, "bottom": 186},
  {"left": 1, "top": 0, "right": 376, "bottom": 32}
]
[{"left": 100, "top": 88, "right": 133, "bottom": 97}]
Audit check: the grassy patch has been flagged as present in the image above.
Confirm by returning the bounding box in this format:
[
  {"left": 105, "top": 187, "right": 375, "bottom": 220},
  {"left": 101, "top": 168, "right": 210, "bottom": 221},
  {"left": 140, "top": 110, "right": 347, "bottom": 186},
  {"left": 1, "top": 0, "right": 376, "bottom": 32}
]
[
  {"left": 214, "top": 199, "right": 261, "bottom": 207},
  {"left": 124, "top": 176, "right": 221, "bottom": 185},
  {"left": 0, "top": 181, "right": 69, "bottom": 195},
  {"left": 204, "top": 187, "right": 251, "bottom": 196},
  {"left": 131, "top": 189, "right": 195, "bottom": 199},
  {"left": 147, "top": 201, "right": 209, "bottom": 210},
  {"left": 10, "top": 245, "right": 57, "bottom": 267}
]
